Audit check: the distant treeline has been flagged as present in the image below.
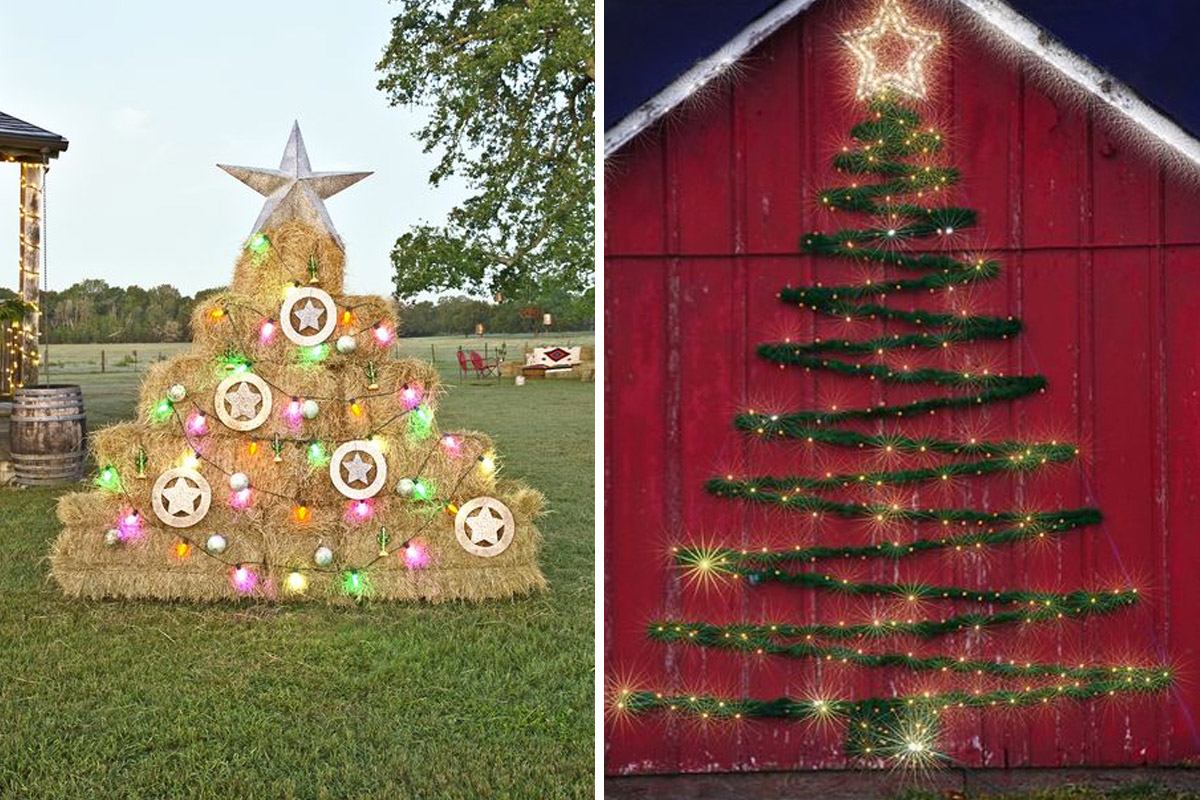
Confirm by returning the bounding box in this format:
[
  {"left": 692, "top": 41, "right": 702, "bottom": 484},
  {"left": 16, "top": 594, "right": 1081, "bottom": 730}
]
[{"left": 38, "top": 280, "right": 594, "bottom": 344}]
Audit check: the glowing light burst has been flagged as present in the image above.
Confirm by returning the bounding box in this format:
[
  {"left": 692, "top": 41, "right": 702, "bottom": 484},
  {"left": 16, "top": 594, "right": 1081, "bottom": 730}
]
[
  {"left": 673, "top": 543, "right": 737, "bottom": 592},
  {"left": 841, "top": 0, "right": 941, "bottom": 101},
  {"left": 876, "top": 711, "right": 947, "bottom": 771}
]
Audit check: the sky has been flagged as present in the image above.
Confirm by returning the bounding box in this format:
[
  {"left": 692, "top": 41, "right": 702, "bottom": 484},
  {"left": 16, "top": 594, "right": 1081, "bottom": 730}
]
[{"left": 0, "top": 0, "right": 467, "bottom": 298}]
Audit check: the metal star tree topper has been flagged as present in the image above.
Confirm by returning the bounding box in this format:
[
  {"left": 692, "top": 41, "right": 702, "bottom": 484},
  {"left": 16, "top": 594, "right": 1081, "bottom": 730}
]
[
  {"left": 841, "top": 0, "right": 941, "bottom": 101},
  {"left": 218, "top": 122, "right": 372, "bottom": 247}
]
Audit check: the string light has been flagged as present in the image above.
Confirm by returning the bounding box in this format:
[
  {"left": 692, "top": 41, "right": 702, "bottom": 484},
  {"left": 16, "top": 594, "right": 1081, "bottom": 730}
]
[
  {"left": 372, "top": 322, "right": 394, "bottom": 346},
  {"left": 286, "top": 570, "right": 308, "bottom": 593},
  {"left": 403, "top": 540, "right": 429, "bottom": 569},
  {"left": 399, "top": 383, "right": 422, "bottom": 409},
  {"left": 174, "top": 541, "right": 191, "bottom": 559},
  {"left": 260, "top": 318, "right": 277, "bottom": 343},
  {"left": 247, "top": 232, "right": 270, "bottom": 253},
  {"left": 285, "top": 570, "right": 308, "bottom": 593},
  {"left": 231, "top": 564, "right": 257, "bottom": 593},
  {"left": 186, "top": 410, "right": 208, "bottom": 436}
]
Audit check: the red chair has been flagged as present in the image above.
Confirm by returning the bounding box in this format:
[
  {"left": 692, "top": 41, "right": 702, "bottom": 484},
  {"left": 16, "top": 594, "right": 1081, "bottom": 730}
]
[
  {"left": 455, "top": 349, "right": 471, "bottom": 379},
  {"left": 469, "top": 350, "right": 499, "bottom": 377}
]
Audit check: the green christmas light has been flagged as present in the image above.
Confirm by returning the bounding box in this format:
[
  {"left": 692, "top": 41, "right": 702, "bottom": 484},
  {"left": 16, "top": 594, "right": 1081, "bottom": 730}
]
[
  {"left": 412, "top": 479, "right": 430, "bottom": 501},
  {"left": 342, "top": 569, "right": 367, "bottom": 597},
  {"left": 408, "top": 403, "right": 434, "bottom": 440},
  {"left": 247, "top": 232, "right": 270, "bottom": 254},
  {"left": 95, "top": 465, "right": 122, "bottom": 492},
  {"left": 307, "top": 441, "right": 329, "bottom": 467},
  {"left": 301, "top": 343, "right": 328, "bottom": 364},
  {"left": 151, "top": 398, "right": 173, "bottom": 422}
]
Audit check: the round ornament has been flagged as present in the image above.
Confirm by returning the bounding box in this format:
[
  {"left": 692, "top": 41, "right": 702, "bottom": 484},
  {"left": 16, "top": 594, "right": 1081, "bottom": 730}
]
[
  {"left": 167, "top": 384, "right": 187, "bottom": 403},
  {"left": 313, "top": 545, "right": 334, "bottom": 567},
  {"left": 214, "top": 372, "right": 273, "bottom": 432},
  {"left": 229, "top": 472, "right": 250, "bottom": 491},
  {"left": 336, "top": 335, "right": 357, "bottom": 355},
  {"left": 206, "top": 533, "right": 228, "bottom": 554},
  {"left": 280, "top": 286, "right": 337, "bottom": 347},
  {"left": 104, "top": 528, "right": 121, "bottom": 547},
  {"left": 301, "top": 399, "right": 320, "bottom": 420},
  {"left": 395, "top": 477, "right": 415, "bottom": 498},
  {"left": 329, "top": 440, "right": 388, "bottom": 500},
  {"left": 454, "top": 496, "right": 516, "bottom": 558},
  {"left": 151, "top": 467, "right": 212, "bottom": 528}
]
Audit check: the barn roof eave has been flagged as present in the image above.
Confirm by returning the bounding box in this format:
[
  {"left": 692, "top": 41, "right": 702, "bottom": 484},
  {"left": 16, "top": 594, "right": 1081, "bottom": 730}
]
[{"left": 603, "top": 0, "right": 1200, "bottom": 173}]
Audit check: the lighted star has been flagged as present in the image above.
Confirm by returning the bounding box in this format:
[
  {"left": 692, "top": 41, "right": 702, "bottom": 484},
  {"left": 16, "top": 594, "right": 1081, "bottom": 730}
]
[
  {"left": 341, "top": 452, "right": 375, "bottom": 485},
  {"left": 218, "top": 122, "right": 371, "bottom": 246},
  {"left": 293, "top": 299, "right": 325, "bottom": 332},
  {"left": 465, "top": 508, "right": 506, "bottom": 546},
  {"left": 161, "top": 477, "right": 203, "bottom": 515},
  {"left": 841, "top": 0, "right": 941, "bottom": 101},
  {"left": 225, "top": 381, "right": 263, "bottom": 420}
]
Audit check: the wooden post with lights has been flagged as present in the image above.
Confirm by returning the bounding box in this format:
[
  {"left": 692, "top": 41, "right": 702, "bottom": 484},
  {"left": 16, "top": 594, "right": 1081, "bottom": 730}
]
[
  {"left": 0, "top": 112, "right": 67, "bottom": 394},
  {"left": 17, "top": 163, "right": 43, "bottom": 389}
]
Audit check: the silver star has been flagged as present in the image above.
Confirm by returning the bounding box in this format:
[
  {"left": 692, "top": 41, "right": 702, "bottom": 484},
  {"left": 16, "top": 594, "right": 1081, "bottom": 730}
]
[
  {"left": 225, "top": 381, "right": 263, "bottom": 420},
  {"left": 341, "top": 452, "right": 375, "bottom": 485},
  {"left": 465, "top": 508, "right": 506, "bottom": 546},
  {"left": 218, "top": 122, "right": 371, "bottom": 245},
  {"left": 161, "top": 477, "right": 202, "bottom": 515},
  {"left": 293, "top": 298, "right": 325, "bottom": 332}
]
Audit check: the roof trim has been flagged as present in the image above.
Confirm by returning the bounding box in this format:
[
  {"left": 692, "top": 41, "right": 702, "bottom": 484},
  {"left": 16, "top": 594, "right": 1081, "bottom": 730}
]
[
  {"left": 604, "top": 0, "right": 819, "bottom": 157},
  {"left": 604, "top": 0, "right": 1200, "bottom": 171},
  {"left": 0, "top": 111, "right": 69, "bottom": 163}
]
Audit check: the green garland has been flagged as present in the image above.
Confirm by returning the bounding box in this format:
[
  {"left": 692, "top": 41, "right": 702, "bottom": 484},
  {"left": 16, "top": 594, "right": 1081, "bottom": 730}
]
[{"left": 623, "top": 98, "right": 1172, "bottom": 761}]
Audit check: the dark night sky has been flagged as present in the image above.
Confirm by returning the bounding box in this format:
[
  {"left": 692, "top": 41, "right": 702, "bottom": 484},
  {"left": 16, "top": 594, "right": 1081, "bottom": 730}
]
[{"left": 605, "top": 0, "right": 1200, "bottom": 140}]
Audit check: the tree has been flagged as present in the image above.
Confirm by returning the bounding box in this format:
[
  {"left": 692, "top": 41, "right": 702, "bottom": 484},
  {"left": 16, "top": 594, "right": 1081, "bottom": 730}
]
[
  {"left": 621, "top": 99, "right": 1171, "bottom": 762},
  {"left": 376, "top": 0, "right": 595, "bottom": 300},
  {"left": 51, "top": 213, "right": 547, "bottom": 602}
]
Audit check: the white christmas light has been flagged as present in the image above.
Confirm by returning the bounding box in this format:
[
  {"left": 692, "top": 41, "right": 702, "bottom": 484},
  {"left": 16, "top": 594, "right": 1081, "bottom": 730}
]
[{"left": 841, "top": 0, "right": 941, "bottom": 101}]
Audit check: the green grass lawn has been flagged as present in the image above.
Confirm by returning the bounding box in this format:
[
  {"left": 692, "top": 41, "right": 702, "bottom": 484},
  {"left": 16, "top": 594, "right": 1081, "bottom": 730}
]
[{"left": 0, "top": 357, "right": 595, "bottom": 799}]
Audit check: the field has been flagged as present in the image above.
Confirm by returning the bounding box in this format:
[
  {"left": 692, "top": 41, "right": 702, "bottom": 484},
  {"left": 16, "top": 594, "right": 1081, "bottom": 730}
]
[{"left": 0, "top": 340, "right": 595, "bottom": 798}]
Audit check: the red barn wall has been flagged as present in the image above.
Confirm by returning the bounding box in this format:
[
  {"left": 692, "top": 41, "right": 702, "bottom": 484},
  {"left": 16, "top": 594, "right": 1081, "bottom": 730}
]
[{"left": 605, "top": 0, "right": 1200, "bottom": 775}]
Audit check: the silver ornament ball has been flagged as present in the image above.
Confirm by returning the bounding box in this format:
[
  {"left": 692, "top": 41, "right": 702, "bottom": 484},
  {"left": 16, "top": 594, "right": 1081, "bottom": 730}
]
[
  {"left": 206, "top": 533, "right": 228, "bottom": 554},
  {"left": 301, "top": 399, "right": 320, "bottom": 420},
  {"left": 103, "top": 528, "right": 121, "bottom": 547},
  {"left": 167, "top": 384, "right": 187, "bottom": 403},
  {"left": 395, "top": 477, "right": 415, "bottom": 498},
  {"left": 313, "top": 545, "right": 334, "bottom": 567},
  {"left": 229, "top": 472, "right": 250, "bottom": 491},
  {"left": 336, "top": 335, "right": 357, "bottom": 354}
]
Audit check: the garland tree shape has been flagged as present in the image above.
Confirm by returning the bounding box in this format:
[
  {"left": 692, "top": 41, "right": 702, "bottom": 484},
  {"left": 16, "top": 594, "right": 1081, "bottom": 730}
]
[
  {"left": 616, "top": 98, "right": 1171, "bottom": 763},
  {"left": 50, "top": 124, "right": 546, "bottom": 603}
]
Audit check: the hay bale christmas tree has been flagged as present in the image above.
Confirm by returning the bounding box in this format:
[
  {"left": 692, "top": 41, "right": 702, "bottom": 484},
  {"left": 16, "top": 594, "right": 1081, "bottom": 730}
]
[{"left": 50, "top": 124, "right": 547, "bottom": 603}]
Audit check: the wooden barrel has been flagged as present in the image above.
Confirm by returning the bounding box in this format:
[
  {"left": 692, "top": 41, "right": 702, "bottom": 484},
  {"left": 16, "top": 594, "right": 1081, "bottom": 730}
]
[{"left": 10, "top": 385, "right": 87, "bottom": 486}]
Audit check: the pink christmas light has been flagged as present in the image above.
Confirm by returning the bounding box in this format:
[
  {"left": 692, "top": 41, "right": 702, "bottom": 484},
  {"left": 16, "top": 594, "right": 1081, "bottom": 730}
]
[
  {"left": 344, "top": 498, "right": 374, "bottom": 523},
  {"left": 117, "top": 508, "right": 144, "bottom": 541},
  {"left": 403, "top": 541, "right": 430, "bottom": 569},
  {"left": 229, "top": 488, "right": 253, "bottom": 510},
  {"left": 260, "top": 318, "right": 277, "bottom": 344},
  {"left": 283, "top": 397, "right": 303, "bottom": 428},
  {"left": 372, "top": 323, "right": 394, "bottom": 346},
  {"left": 186, "top": 411, "right": 208, "bottom": 436},
  {"left": 231, "top": 564, "right": 258, "bottom": 593},
  {"left": 400, "top": 384, "right": 422, "bottom": 409},
  {"left": 440, "top": 434, "right": 461, "bottom": 456}
]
